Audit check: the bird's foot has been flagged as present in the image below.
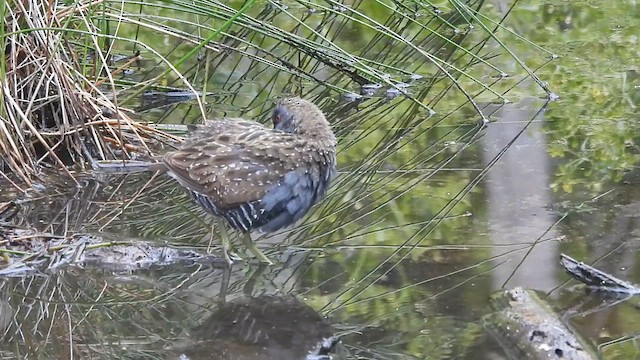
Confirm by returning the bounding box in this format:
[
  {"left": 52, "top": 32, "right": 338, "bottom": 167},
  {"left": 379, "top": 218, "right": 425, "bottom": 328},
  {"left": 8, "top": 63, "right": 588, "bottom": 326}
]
[
  {"left": 241, "top": 234, "right": 273, "bottom": 265},
  {"left": 223, "top": 246, "right": 243, "bottom": 266}
]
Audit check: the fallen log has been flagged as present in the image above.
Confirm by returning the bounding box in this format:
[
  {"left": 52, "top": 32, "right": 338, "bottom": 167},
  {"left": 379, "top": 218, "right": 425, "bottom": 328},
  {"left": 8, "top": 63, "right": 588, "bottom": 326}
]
[
  {"left": 483, "top": 288, "right": 597, "bottom": 360},
  {"left": 0, "top": 206, "right": 225, "bottom": 276}
]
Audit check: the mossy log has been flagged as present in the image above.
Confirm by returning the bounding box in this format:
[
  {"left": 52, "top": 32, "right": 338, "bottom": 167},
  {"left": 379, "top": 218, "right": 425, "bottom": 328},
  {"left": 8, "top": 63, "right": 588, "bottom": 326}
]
[{"left": 483, "top": 287, "right": 597, "bottom": 360}]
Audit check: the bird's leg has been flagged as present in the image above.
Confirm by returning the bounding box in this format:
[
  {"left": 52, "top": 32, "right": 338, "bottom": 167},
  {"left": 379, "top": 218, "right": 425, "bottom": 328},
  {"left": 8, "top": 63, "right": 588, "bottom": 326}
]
[
  {"left": 215, "top": 218, "right": 241, "bottom": 266},
  {"left": 241, "top": 233, "right": 273, "bottom": 265}
]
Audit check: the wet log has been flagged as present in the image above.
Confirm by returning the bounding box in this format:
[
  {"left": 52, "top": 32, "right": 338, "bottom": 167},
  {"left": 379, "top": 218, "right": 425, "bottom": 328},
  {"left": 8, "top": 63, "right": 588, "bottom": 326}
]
[
  {"left": 560, "top": 254, "right": 640, "bottom": 295},
  {"left": 0, "top": 199, "right": 229, "bottom": 275},
  {"left": 483, "top": 288, "right": 596, "bottom": 360}
]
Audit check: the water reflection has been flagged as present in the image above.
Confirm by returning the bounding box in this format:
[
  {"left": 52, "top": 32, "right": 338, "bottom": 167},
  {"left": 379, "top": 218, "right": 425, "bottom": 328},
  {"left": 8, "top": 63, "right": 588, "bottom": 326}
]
[
  {"left": 169, "top": 295, "right": 339, "bottom": 360},
  {"left": 0, "top": 260, "right": 341, "bottom": 359},
  {"left": 482, "top": 99, "right": 560, "bottom": 291}
]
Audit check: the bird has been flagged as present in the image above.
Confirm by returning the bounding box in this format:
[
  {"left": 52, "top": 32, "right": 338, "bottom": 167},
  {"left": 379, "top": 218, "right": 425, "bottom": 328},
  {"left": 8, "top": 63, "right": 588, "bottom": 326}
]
[{"left": 158, "top": 97, "right": 337, "bottom": 265}]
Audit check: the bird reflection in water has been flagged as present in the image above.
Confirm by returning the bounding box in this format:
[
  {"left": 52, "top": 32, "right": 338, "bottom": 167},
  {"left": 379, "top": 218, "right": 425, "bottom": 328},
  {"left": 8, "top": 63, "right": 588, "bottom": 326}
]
[{"left": 168, "top": 295, "right": 341, "bottom": 360}]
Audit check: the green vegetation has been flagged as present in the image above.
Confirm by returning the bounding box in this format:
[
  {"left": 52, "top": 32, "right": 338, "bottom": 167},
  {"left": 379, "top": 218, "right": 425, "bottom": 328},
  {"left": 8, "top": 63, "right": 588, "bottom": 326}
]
[{"left": 512, "top": 2, "right": 640, "bottom": 194}]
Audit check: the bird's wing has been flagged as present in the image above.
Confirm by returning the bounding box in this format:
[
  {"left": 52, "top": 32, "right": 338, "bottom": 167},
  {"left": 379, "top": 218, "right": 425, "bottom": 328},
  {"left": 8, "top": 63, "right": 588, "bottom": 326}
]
[
  {"left": 181, "top": 118, "right": 265, "bottom": 145},
  {"left": 162, "top": 119, "right": 317, "bottom": 209}
]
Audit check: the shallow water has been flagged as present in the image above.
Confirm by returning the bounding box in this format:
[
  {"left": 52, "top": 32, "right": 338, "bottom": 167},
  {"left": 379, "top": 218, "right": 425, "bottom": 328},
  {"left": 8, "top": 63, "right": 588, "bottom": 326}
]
[{"left": 2, "top": 0, "right": 640, "bottom": 359}]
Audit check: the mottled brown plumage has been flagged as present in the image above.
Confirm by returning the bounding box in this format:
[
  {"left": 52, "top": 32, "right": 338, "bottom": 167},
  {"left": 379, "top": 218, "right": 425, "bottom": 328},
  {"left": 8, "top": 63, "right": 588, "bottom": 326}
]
[{"left": 160, "top": 97, "right": 336, "bottom": 264}]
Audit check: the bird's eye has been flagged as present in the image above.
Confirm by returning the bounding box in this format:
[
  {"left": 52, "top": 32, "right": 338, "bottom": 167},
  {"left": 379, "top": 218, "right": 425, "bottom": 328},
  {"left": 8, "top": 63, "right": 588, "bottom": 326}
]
[{"left": 273, "top": 114, "right": 282, "bottom": 125}]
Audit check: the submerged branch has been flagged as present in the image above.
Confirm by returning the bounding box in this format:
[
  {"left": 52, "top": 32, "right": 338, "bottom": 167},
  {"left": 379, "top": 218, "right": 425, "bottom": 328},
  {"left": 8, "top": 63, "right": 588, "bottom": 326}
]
[{"left": 560, "top": 254, "right": 640, "bottom": 295}]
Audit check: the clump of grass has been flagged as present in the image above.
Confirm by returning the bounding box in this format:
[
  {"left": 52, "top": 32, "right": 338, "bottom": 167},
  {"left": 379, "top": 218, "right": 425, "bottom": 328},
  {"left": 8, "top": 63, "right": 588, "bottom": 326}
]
[{"left": 0, "top": 0, "right": 187, "bottom": 187}]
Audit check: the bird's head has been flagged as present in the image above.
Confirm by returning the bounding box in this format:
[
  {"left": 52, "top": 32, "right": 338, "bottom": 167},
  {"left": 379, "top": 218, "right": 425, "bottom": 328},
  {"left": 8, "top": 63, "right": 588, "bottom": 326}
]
[{"left": 271, "top": 97, "right": 335, "bottom": 145}]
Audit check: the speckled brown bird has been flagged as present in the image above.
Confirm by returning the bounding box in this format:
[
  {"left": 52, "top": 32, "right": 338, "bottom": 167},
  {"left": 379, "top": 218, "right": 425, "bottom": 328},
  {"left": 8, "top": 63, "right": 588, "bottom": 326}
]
[{"left": 160, "top": 97, "right": 336, "bottom": 264}]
